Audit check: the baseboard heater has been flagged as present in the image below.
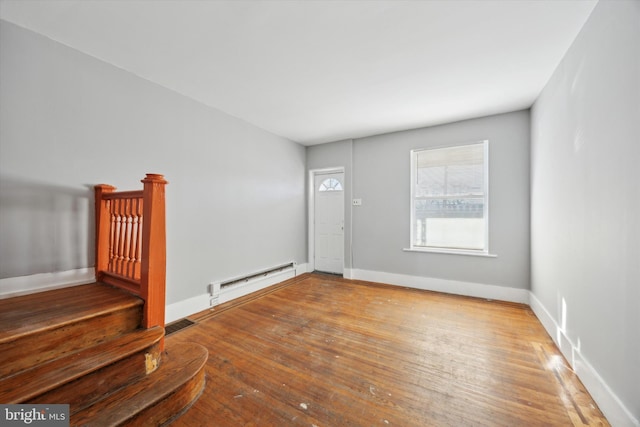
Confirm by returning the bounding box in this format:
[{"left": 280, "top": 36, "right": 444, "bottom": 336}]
[{"left": 209, "top": 262, "right": 297, "bottom": 306}]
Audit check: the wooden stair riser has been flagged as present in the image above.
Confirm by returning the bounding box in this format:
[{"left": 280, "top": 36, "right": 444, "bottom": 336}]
[
  {"left": 0, "top": 306, "right": 142, "bottom": 378},
  {"left": 71, "top": 342, "right": 208, "bottom": 427},
  {"left": 0, "top": 327, "right": 164, "bottom": 405},
  {"left": 125, "top": 368, "right": 206, "bottom": 427},
  {"left": 27, "top": 343, "right": 161, "bottom": 412}
]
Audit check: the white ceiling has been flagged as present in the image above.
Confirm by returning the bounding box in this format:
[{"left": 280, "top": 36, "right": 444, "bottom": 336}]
[{"left": 0, "top": 0, "right": 597, "bottom": 145}]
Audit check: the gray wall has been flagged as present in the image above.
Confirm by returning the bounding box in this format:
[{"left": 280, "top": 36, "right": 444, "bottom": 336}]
[
  {"left": 354, "top": 111, "right": 530, "bottom": 288},
  {"left": 307, "top": 110, "right": 531, "bottom": 290},
  {"left": 0, "top": 20, "right": 307, "bottom": 304},
  {"left": 531, "top": 0, "right": 640, "bottom": 421}
]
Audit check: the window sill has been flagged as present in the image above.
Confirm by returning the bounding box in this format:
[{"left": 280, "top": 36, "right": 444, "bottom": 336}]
[{"left": 403, "top": 247, "right": 497, "bottom": 258}]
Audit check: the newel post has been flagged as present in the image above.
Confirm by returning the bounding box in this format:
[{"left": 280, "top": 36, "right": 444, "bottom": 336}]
[
  {"left": 95, "top": 184, "right": 116, "bottom": 282},
  {"left": 140, "top": 174, "right": 168, "bottom": 332}
]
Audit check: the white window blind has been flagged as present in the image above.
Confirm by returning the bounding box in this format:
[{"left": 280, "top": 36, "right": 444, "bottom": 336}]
[{"left": 410, "top": 141, "right": 488, "bottom": 251}]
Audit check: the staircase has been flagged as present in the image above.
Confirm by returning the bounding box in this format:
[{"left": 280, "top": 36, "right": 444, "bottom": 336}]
[{"left": 0, "top": 282, "right": 207, "bottom": 426}]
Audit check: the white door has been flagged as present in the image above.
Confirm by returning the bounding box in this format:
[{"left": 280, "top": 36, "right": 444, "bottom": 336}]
[{"left": 314, "top": 172, "right": 344, "bottom": 274}]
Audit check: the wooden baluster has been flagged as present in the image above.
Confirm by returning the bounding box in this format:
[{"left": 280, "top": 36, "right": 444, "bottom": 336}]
[
  {"left": 140, "top": 174, "right": 168, "bottom": 344},
  {"left": 112, "top": 199, "right": 118, "bottom": 274},
  {"left": 119, "top": 199, "right": 128, "bottom": 276},
  {"left": 124, "top": 198, "right": 133, "bottom": 279},
  {"left": 94, "top": 184, "right": 116, "bottom": 283},
  {"left": 137, "top": 198, "right": 144, "bottom": 279},
  {"left": 108, "top": 201, "right": 116, "bottom": 273},
  {"left": 131, "top": 198, "right": 141, "bottom": 280}
]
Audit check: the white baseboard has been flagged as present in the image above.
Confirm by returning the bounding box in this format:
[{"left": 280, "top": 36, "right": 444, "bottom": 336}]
[
  {"left": 348, "top": 268, "right": 530, "bottom": 304},
  {"left": 165, "top": 292, "right": 211, "bottom": 324},
  {"left": 343, "top": 268, "right": 354, "bottom": 279},
  {"left": 0, "top": 268, "right": 95, "bottom": 299},
  {"left": 528, "top": 292, "right": 574, "bottom": 358},
  {"left": 296, "top": 263, "right": 309, "bottom": 275},
  {"left": 529, "top": 293, "right": 639, "bottom": 427}
]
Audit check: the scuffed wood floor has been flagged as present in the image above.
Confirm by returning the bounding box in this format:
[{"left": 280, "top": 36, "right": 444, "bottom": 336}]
[{"left": 168, "top": 273, "right": 608, "bottom": 426}]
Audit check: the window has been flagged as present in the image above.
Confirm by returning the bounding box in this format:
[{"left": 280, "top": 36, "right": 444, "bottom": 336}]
[
  {"left": 410, "top": 141, "right": 488, "bottom": 252},
  {"left": 318, "top": 178, "right": 343, "bottom": 192}
]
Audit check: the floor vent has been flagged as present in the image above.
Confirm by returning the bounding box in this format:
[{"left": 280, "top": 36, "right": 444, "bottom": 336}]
[{"left": 165, "top": 318, "right": 195, "bottom": 336}]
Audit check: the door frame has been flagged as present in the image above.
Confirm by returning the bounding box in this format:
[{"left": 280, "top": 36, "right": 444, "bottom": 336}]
[{"left": 308, "top": 167, "right": 345, "bottom": 273}]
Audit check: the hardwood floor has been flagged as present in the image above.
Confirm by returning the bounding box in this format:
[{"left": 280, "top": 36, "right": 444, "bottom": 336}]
[{"left": 168, "top": 273, "right": 608, "bottom": 426}]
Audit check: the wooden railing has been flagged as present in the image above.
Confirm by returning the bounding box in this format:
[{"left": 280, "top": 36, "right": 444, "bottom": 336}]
[{"left": 95, "top": 174, "right": 168, "bottom": 332}]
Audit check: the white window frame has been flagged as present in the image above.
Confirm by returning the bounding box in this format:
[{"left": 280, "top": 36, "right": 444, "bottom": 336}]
[
  {"left": 407, "top": 140, "right": 495, "bottom": 257},
  {"left": 318, "top": 178, "right": 343, "bottom": 192}
]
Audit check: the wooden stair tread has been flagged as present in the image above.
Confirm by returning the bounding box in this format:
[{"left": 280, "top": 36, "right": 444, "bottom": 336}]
[
  {"left": 0, "top": 326, "right": 164, "bottom": 403},
  {"left": 0, "top": 283, "right": 143, "bottom": 343},
  {"left": 72, "top": 341, "right": 208, "bottom": 426}
]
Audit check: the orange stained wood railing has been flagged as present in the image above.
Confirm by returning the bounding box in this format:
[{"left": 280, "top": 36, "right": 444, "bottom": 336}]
[{"left": 95, "top": 174, "right": 168, "bottom": 334}]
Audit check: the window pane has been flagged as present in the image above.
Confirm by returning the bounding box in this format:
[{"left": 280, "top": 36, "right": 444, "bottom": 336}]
[
  {"left": 415, "top": 144, "right": 484, "bottom": 197},
  {"left": 413, "top": 198, "right": 485, "bottom": 249},
  {"left": 319, "top": 178, "right": 343, "bottom": 192},
  {"left": 411, "top": 142, "right": 487, "bottom": 251}
]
